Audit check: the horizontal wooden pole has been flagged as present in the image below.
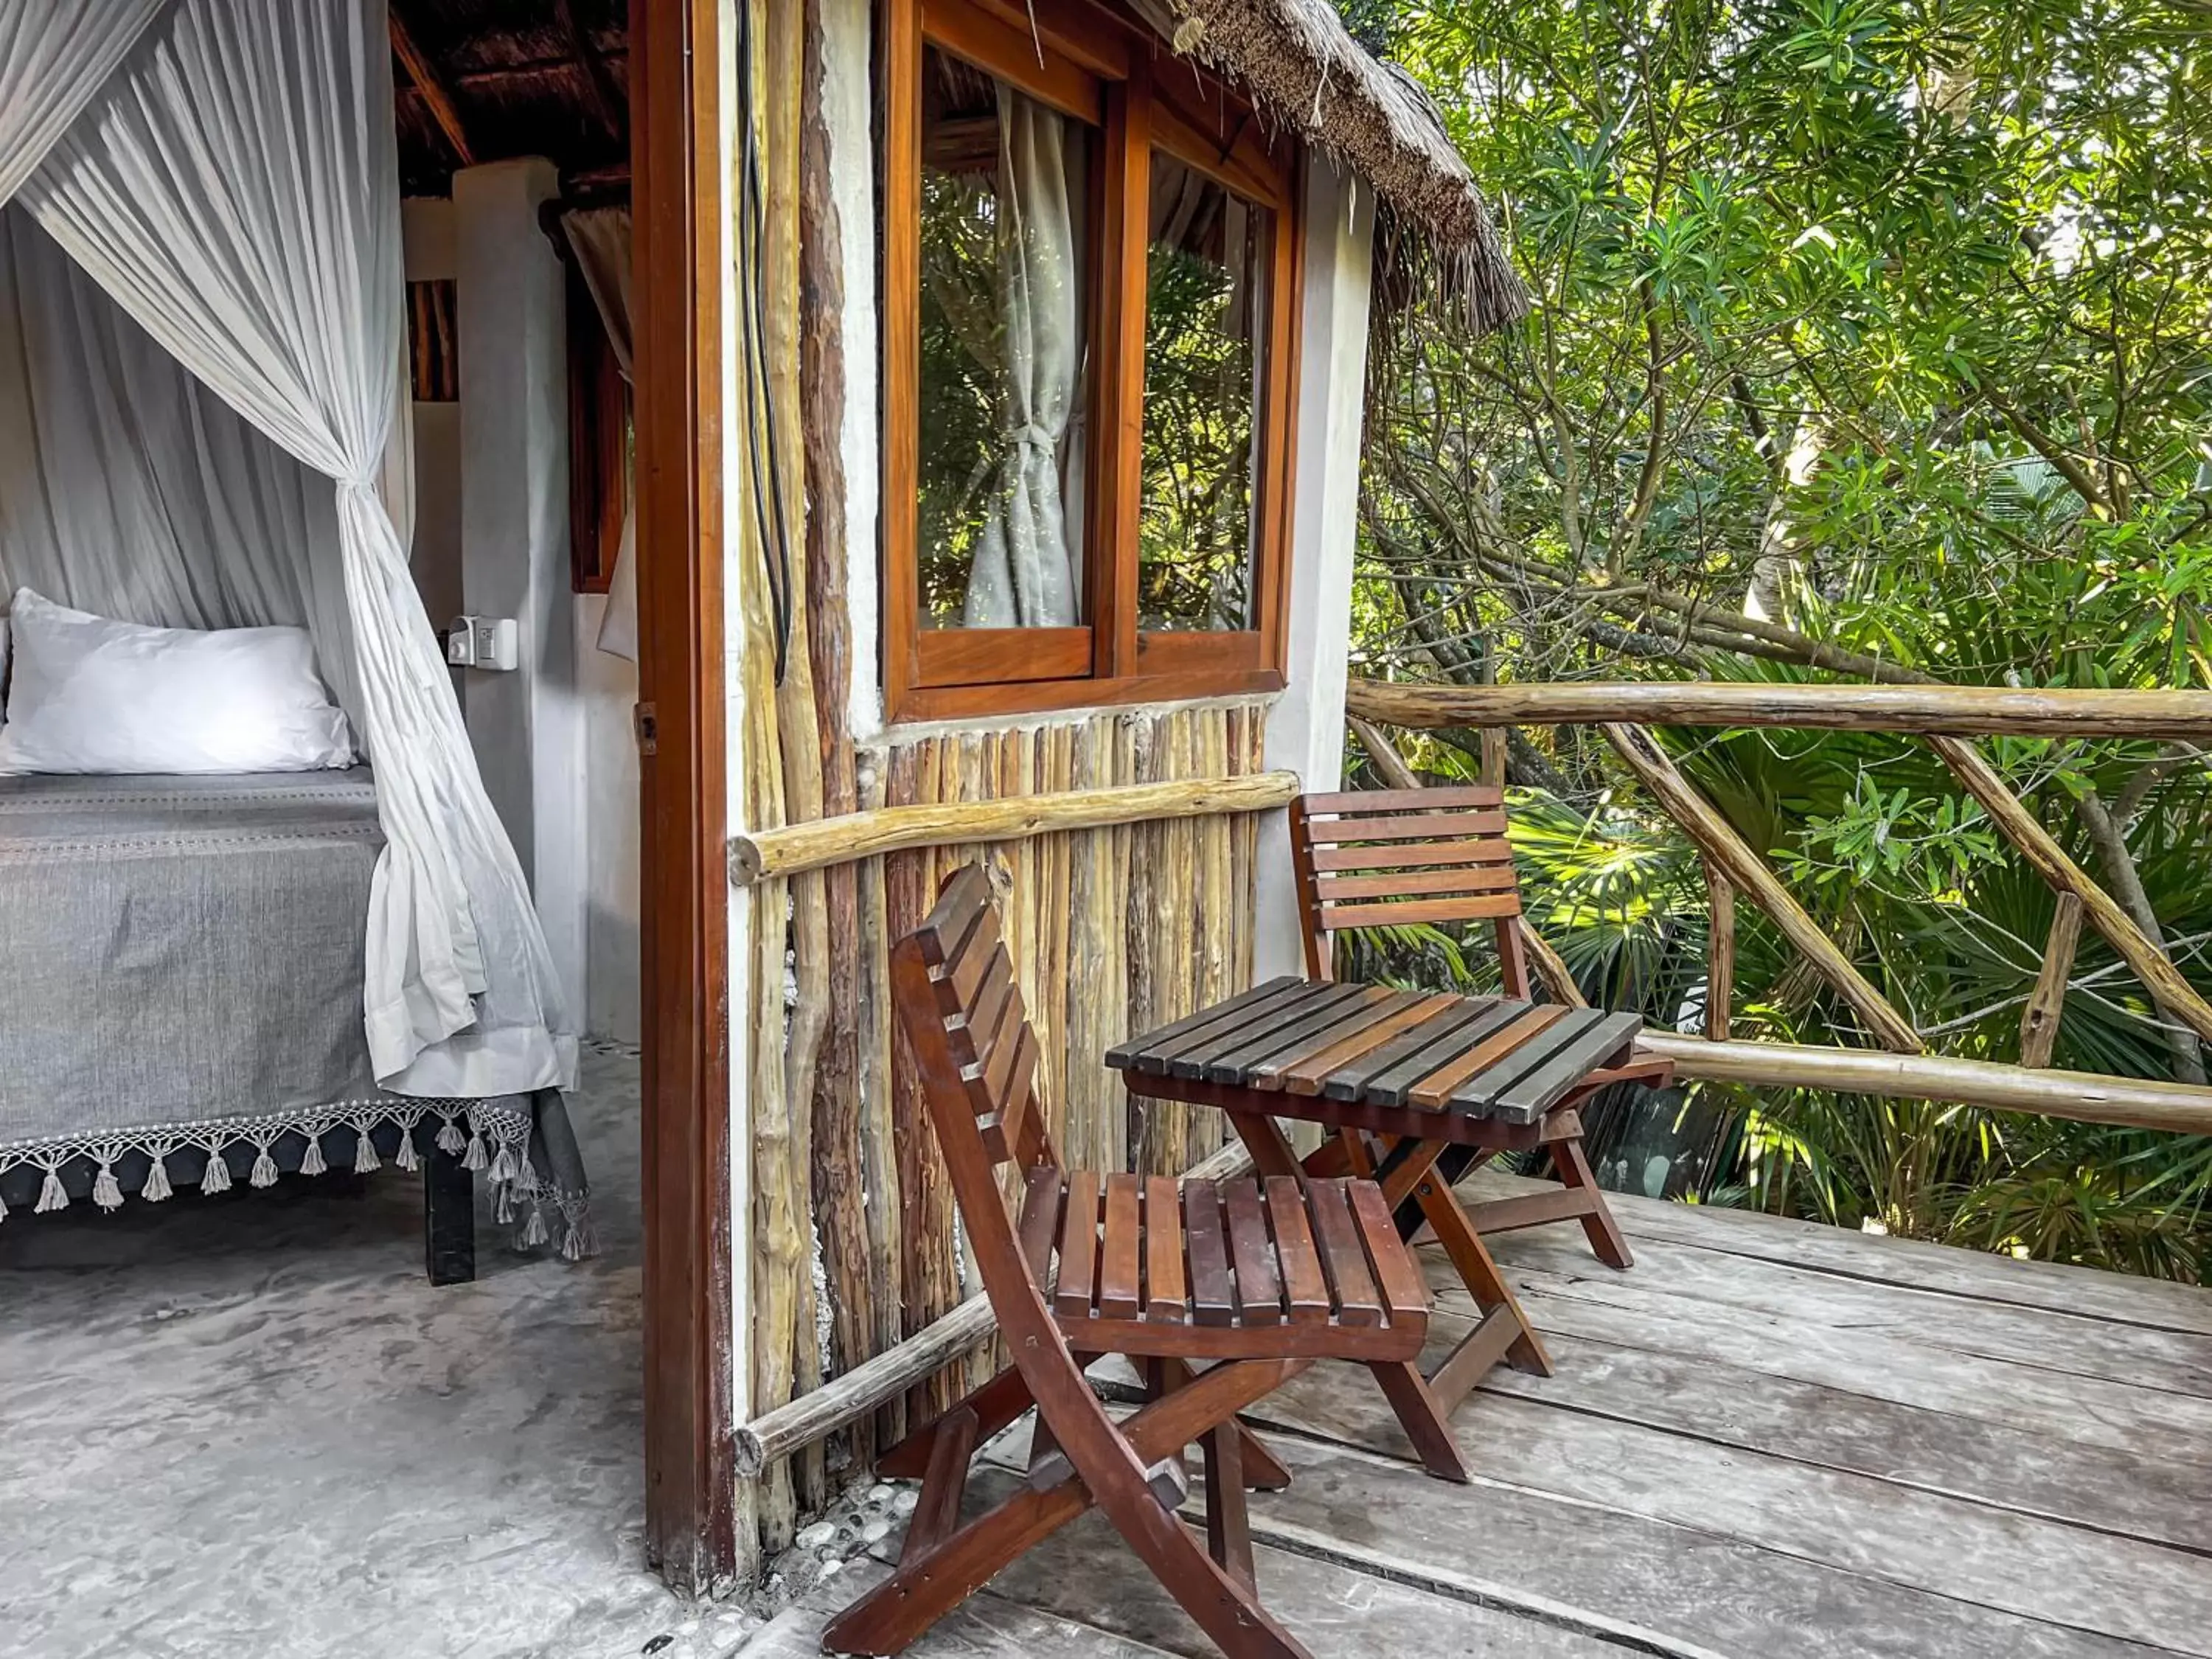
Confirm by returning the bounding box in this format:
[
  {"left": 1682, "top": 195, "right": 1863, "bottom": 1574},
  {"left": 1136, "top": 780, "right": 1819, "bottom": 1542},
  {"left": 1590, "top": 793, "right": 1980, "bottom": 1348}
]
[
  {"left": 1349, "top": 678, "right": 2212, "bottom": 739},
  {"left": 728, "top": 771, "right": 1301, "bottom": 884},
  {"left": 1641, "top": 1033, "right": 2212, "bottom": 1136},
  {"left": 732, "top": 1138, "right": 1256, "bottom": 1476}
]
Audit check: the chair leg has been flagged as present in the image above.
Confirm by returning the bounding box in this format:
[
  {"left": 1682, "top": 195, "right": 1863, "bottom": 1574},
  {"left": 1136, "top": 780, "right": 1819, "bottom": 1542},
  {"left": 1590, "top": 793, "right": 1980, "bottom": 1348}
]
[
  {"left": 1203, "top": 1419, "right": 1256, "bottom": 1588},
  {"left": 827, "top": 1357, "right": 1309, "bottom": 1657},
  {"left": 902, "top": 1405, "right": 978, "bottom": 1558},
  {"left": 1554, "top": 1134, "right": 1634, "bottom": 1269},
  {"left": 1413, "top": 1166, "right": 1552, "bottom": 1378},
  {"left": 1153, "top": 1356, "right": 1292, "bottom": 1491},
  {"left": 878, "top": 1359, "right": 1055, "bottom": 1479},
  {"left": 1366, "top": 1361, "right": 1472, "bottom": 1484}
]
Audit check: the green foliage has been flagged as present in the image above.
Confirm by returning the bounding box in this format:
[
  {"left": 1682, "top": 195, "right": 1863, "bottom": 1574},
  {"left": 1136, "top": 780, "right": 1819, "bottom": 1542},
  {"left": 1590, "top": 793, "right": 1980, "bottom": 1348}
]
[{"left": 1347, "top": 0, "right": 2212, "bottom": 1279}]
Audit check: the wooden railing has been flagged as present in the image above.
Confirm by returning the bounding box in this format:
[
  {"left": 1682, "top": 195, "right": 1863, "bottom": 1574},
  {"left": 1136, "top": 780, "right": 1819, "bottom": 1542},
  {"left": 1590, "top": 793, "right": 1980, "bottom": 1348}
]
[{"left": 1347, "top": 678, "right": 2212, "bottom": 1136}]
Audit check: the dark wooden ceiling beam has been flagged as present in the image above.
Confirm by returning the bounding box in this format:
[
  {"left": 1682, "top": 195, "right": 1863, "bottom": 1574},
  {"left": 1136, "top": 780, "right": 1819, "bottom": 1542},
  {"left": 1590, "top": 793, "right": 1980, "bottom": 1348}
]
[
  {"left": 389, "top": 4, "right": 476, "bottom": 167},
  {"left": 552, "top": 0, "right": 628, "bottom": 144}
]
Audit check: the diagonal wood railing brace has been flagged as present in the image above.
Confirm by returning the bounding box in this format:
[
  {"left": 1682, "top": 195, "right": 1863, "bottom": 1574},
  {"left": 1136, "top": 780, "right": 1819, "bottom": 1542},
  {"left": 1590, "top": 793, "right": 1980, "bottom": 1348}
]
[
  {"left": 1602, "top": 723, "right": 1924, "bottom": 1054},
  {"left": 1930, "top": 734, "right": 2212, "bottom": 1050}
]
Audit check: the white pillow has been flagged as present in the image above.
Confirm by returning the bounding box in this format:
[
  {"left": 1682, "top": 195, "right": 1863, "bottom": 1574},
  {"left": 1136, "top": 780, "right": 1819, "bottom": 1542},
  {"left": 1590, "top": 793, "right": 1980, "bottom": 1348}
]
[{"left": 0, "top": 589, "right": 355, "bottom": 776}]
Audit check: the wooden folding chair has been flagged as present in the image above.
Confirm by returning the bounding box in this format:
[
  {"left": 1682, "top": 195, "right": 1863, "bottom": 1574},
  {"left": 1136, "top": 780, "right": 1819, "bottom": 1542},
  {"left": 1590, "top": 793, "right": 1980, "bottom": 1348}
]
[
  {"left": 825, "top": 866, "right": 1433, "bottom": 1659},
  {"left": 1287, "top": 786, "right": 1669, "bottom": 1360}
]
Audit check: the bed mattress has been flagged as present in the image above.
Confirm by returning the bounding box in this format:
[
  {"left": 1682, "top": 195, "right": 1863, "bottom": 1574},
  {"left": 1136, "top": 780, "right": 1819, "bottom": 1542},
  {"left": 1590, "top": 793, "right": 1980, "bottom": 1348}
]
[{"left": 0, "top": 769, "right": 388, "bottom": 1143}]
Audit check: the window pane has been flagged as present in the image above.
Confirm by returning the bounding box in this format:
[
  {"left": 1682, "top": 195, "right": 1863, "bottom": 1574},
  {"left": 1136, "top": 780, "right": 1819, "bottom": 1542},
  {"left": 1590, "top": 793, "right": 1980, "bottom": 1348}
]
[
  {"left": 917, "top": 46, "right": 1092, "bottom": 630},
  {"left": 1138, "top": 152, "right": 1270, "bottom": 633}
]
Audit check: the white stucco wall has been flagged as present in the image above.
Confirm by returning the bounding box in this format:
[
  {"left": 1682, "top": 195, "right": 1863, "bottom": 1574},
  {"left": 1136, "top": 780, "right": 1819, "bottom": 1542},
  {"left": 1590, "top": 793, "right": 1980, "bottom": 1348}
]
[
  {"left": 1253, "top": 160, "right": 1376, "bottom": 981},
  {"left": 453, "top": 159, "right": 589, "bottom": 1030}
]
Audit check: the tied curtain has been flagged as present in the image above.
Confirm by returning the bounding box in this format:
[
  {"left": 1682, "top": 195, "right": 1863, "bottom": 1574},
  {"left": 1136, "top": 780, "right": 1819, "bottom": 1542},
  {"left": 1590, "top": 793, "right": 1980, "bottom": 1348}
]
[
  {"left": 0, "top": 0, "right": 576, "bottom": 1099},
  {"left": 963, "top": 88, "right": 1081, "bottom": 629}
]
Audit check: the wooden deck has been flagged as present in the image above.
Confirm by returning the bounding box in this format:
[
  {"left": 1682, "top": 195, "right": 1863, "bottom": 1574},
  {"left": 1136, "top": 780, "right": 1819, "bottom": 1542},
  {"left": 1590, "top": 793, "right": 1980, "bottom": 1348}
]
[{"left": 745, "top": 1174, "right": 2212, "bottom": 1658}]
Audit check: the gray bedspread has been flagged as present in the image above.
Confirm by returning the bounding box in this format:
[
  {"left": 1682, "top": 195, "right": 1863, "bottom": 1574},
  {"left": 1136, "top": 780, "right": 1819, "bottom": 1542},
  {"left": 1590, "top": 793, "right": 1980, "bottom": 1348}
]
[
  {"left": 0, "top": 769, "right": 386, "bottom": 1132},
  {"left": 0, "top": 769, "right": 593, "bottom": 1254}
]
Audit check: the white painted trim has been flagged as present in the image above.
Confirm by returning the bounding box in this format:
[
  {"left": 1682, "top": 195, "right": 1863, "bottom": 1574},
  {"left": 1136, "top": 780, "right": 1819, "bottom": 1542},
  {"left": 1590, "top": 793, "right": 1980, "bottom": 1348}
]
[
  {"left": 1255, "top": 161, "right": 1375, "bottom": 982},
  {"left": 827, "top": 0, "right": 884, "bottom": 747}
]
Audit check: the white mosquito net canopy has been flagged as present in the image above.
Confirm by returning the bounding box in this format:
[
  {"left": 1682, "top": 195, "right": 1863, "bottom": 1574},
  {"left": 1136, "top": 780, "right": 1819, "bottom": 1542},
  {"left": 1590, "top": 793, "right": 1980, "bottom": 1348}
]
[{"left": 0, "top": 0, "right": 577, "bottom": 1099}]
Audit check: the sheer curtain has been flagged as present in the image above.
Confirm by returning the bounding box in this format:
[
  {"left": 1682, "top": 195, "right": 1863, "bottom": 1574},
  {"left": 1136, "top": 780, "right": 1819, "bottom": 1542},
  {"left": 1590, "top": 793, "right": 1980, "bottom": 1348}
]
[
  {"left": 561, "top": 204, "right": 639, "bottom": 662},
  {"left": 9, "top": 0, "right": 576, "bottom": 1097},
  {"left": 0, "top": 0, "right": 171, "bottom": 204},
  {"left": 0, "top": 208, "right": 360, "bottom": 725},
  {"left": 963, "top": 88, "right": 1082, "bottom": 628}
]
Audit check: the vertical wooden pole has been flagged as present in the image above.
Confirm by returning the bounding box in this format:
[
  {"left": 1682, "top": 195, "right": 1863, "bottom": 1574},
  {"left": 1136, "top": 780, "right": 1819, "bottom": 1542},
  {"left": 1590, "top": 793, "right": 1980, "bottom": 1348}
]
[
  {"left": 1705, "top": 861, "right": 1736, "bottom": 1043},
  {"left": 1479, "top": 727, "right": 1508, "bottom": 790},
  {"left": 2020, "top": 892, "right": 2084, "bottom": 1068},
  {"left": 799, "top": 0, "right": 871, "bottom": 1476}
]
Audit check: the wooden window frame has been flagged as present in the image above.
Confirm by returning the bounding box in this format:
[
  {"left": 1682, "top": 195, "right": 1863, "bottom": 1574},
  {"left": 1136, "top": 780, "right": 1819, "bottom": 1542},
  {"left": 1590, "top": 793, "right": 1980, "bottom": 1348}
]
[
  {"left": 883, "top": 0, "right": 1302, "bottom": 724},
  {"left": 568, "top": 256, "right": 632, "bottom": 594}
]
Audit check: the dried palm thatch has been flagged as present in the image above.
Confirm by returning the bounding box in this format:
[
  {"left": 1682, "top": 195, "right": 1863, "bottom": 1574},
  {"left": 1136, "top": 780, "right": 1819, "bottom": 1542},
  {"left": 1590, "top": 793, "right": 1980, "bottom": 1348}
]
[{"left": 1129, "top": 0, "right": 1528, "bottom": 335}]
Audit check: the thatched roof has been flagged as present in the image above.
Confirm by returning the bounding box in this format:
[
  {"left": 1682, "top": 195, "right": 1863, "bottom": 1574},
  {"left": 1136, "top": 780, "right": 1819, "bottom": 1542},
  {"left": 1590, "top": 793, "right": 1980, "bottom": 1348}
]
[
  {"left": 390, "top": 0, "right": 1523, "bottom": 334},
  {"left": 1133, "top": 0, "right": 1528, "bottom": 335}
]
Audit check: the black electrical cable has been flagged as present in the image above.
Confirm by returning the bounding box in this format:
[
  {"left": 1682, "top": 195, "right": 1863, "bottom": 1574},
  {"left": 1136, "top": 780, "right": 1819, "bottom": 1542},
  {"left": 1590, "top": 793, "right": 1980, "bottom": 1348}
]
[{"left": 734, "top": 0, "right": 794, "bottom": 685}]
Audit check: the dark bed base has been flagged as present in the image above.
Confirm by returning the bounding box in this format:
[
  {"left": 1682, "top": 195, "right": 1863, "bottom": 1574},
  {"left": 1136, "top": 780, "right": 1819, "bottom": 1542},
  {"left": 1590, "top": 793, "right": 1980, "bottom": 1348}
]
[{"left": 423, "top": 1140, "right": 476, "bottom": 1285}]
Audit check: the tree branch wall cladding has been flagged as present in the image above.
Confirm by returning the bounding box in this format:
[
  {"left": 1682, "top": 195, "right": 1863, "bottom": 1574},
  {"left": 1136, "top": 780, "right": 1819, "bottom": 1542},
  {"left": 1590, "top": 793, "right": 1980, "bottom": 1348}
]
[{"left": 740, "top": 693, "right": 1268, "bottom": 1545}]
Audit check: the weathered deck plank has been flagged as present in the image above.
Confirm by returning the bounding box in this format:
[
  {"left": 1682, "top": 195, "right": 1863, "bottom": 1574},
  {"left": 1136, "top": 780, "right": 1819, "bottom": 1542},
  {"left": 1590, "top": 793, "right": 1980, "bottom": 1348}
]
[
  {"left": 1484, "top": 1248, "right": 2212, "bottom": 1461},
  {"left": 1475, "top": 1326, "right": 2212, "bottom": 1552},
  {"left": 953, "top": 1469, "right": 1633, "bottom": 1658},
  {"left": 801, "top": 1175, "right": 2212, "bottom": 1659},
  {"left": 1241, "top": 1357, "right": 2211, "bottom": 1652},
  {"left": 1482, "top": 1227, "right": 2212, "bottom": 1395},
  {"left": 1481, "top": 1171, "right": 2212, "bottom": 1337}
]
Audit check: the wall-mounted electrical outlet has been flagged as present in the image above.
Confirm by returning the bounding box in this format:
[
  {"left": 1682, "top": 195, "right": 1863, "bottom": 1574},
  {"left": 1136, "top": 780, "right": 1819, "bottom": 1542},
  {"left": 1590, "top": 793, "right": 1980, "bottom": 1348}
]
[
  {"left": 446, "top": 616, "right": 477, "bottom": 667},
  {"left": 473, "top": 616, "right": 521, "bottom": 672}
]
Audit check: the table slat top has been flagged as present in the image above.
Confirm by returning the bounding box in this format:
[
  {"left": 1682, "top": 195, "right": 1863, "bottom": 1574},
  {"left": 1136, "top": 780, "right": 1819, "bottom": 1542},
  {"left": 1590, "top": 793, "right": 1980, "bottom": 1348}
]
[{"left": 1107, "top": 980, "right": 1641, "bottom": 1125}]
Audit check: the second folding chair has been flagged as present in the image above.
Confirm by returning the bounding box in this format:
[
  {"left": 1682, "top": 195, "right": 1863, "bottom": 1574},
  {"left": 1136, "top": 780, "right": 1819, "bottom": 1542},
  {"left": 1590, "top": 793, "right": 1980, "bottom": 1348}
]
[{"left": 826, "top": 865, "right": 1436, "bottom": 1659}]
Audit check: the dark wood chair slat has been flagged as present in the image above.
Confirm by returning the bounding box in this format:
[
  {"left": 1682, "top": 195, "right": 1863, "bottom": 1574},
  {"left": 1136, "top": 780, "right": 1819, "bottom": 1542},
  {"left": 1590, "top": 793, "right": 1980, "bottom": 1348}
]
[
  {"left": 1265, "top": 1177, "right": 1332, "bottom": 1324},
  {"left": 1221, "top": 1180, "right": 1280, "bottom": 1326},
  {"left": 1357, "top": 999, "right": 1528, "bottom": 1107},
  {"left": 1441, "top": 1006, "right": 1611, "bottom": 1116},
  {"left": 1301, "top": 808, "right": 1509, "bottom": 846},
  {"left": 1313, "top": 865, "right": 1523, "bottom": 902},
  {"left": 1143, "top": 1176, "right": 1188, "bottom": 1324},
  {"left": 1183, "top": 1179, "right": 1237, "bottom": 1326},
  {"left": 1348, "top": 1179, "right": 1430, "bottom": 1321},
  {"left": 1098, "top": 1174, "right": 1143, "bottom": 1321},
  {"left": 1018, "top": 1165, "right": 1062, "bottom": 1284},
  {"left": 1053, "top": 1170, "right": 1099, "bottom": 1320},
  {"left": 1301, "top": 785, "right": 1500, "bottom": 814},
  {"left": 1475, "top": 1011, "right": 1644, "bottom": 1122},
  {"left": 1279, "top": 992, "right": 1461, "bottom": 1094},
  {"left": 1165, "top": 980, "right": 1368, "bottom": 1080},
  {"left": 1316, "top": 893, "right": 1523, "bottom": 930},
  {"left": 1307, "top": 1179, "right": 1383, "bottom": 1327},
  {"left": 1308, "top": 839, "right": 1516, "bottom": 874}
]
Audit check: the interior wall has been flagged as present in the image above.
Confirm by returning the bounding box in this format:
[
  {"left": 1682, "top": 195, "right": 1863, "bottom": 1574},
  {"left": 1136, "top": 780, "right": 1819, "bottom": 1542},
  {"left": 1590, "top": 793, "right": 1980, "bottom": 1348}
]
[{"left": 425, "top": 159, "right": 641, "bottom": 1044}]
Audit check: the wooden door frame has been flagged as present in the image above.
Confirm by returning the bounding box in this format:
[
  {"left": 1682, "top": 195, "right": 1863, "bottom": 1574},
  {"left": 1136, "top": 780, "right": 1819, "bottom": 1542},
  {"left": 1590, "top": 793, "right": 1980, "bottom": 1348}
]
[{"left": 632, "top": 0, "right": 738, "bottom": 1594}]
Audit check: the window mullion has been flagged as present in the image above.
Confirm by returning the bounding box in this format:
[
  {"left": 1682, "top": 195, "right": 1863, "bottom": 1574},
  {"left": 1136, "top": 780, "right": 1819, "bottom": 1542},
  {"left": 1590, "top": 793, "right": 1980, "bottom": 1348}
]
[{"left": 1091, "top": 66, "right": 1151, "bottom": 682}]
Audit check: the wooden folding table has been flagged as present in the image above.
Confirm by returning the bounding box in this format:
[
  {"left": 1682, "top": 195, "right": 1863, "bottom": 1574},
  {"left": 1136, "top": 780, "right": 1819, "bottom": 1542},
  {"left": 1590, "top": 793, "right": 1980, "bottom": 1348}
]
[{"left": 1108, "top": 975, "right": 1666, "bottom": 1472}]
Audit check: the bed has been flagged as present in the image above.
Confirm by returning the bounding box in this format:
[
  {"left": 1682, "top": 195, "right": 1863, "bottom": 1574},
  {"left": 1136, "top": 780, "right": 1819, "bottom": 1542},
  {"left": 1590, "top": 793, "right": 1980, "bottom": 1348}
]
[{"left": 0, "top": 769, "right": 590, "bottom": 1276}]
